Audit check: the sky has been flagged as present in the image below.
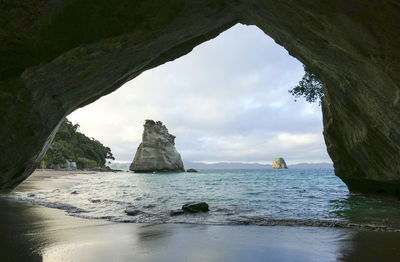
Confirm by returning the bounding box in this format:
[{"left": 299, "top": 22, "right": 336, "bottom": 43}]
[{"left": 68, "top": 24, "right": 332, "bottom": 165}]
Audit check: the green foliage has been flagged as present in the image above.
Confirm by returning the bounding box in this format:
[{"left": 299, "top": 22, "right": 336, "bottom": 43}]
[
  {"left": 76, "top": 157, "right": 98, "bottom": 169},
  {"left": 289, "top": 66, "right": 323, "bottom": 104},
  {"left": 40, "top": 119, "right": 115, "bottom": 169}
]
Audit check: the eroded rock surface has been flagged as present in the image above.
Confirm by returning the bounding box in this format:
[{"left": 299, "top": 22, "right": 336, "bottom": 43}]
[
  {"left": 272, "top": 158, "right": 288, "bottom": 169},
  {"left": 129, "top": 120, "right": 184, "bottom": 172},
  {"left": 1, "top": 1, "right": 400, "bottom": 195}
]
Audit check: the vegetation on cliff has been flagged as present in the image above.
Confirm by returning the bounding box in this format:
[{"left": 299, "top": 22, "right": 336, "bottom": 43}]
[
  {"left": 40, "top": 119, "right": 114, "bottom": 169},
  {"left": 289, "top": 66, "right": 323, "bottom": 104}
]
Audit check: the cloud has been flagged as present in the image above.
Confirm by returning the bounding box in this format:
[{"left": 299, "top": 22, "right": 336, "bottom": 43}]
[{"left": 68, "top": 24, "right": 331, "bottom": 164}]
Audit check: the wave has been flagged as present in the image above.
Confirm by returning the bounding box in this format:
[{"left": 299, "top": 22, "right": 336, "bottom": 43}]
[
  {"left": 4, "top": 194, "right": 400, "bottom": 233},
  {"left": 226, "top": 216, "right": 400, "bottom": 232}
]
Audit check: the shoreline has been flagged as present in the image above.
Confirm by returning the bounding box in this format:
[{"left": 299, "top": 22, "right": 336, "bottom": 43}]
[
  {"left": 3, "top": 170, "right": 400, "bottom": 261},
  {"left": 9, "top": 170, "right": 400, "bottom": 232},
  {"left": 2, "top": 198, "right": 400, "bottom": 261},
  {"left": 13, "top": 169, "right": 98, "bottom": 192}
]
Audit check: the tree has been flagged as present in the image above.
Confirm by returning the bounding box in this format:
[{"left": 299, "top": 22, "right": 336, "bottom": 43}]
[
  {"left": 40, "top": 119, "right": 115, "bottom": 169},
  {"left": 289, "top": 65, "right": 323, "bottom": 104}
]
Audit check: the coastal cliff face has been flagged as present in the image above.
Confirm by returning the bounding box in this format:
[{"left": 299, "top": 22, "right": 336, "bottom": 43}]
[
  {"left": 130, "top": 120, "right": 184, "bottom": 172},
  {"left": 1, "top": 1, "right": 400, "bottom": 195}
]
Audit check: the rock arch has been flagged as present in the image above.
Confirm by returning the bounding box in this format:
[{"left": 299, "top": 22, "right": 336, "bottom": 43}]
[{"left": 1, "top": 0, "right": 399, "bottom": 194}]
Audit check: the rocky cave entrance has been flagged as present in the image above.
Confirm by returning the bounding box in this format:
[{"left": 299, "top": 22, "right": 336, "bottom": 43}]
[
  {"left": 67, "top": 24, "right": 331, "bottom": 168},
  {"left": 3, "top": 1, "right": 399, "bottom": 195}
]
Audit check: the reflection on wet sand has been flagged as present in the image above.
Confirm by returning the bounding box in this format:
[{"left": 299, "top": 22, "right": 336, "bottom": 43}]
[
  {"left": 338, "top": 230, "right": 400, "bottom": 262},
  {"left": 330, "top": 194, "right": 400, "bottom": 231},
  {"left": 1, "top": 198, "right": 400, "bottom": 261},
  {"left": 0, "top": 199, "right": 45, "bottom": 261}
]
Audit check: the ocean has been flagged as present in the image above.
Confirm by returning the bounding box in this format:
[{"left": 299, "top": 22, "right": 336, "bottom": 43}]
[{"left": 5, "top": 169, "right": 400, "bottom": 231}]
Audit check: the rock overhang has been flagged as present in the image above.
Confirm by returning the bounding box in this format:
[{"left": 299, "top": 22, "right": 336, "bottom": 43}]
[{"left": 1, "top": 0, "right": 400, "bottom": 195}]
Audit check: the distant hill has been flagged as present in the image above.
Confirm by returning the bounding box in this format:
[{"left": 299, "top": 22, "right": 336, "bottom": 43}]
[
  {"left": 184, "top": 161, "right": 333, "bottom": 170},
  {"left": 112, "top": 161, "right": 333, "bottom": 171},
  {"left": 184, "top": 161, "right": 272, "bottom": 170},
  {"left": 289, "top": 162, "right": 333, "bottom": 169},
  {"left": 109, "top": 161, "right": 131, "bottom": 171}
]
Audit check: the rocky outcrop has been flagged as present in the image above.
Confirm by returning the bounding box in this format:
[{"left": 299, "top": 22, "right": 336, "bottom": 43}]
[
  {"left": 170, "top": 209, "right": 185, "bottom": 216},
  {"left": 186, "top": 169, "right": 198, "bottom": 173},
  {"left": 129, "top": 120, "right": 184, "bottom": 172},
  {"left": 1, "top": 1, "right": 400, "bottom": 195},
  {"left": 182, "top": 202, "right": 209, "bottom": 213},
  {"left": 125, "top": 208, "right": 144, "bottom": 216},
  {"left": 170, "top": 201, "right": 209, "bottom": 216},
  {"left": 272, "top": 158, "right": 288, "bottom": 169}
]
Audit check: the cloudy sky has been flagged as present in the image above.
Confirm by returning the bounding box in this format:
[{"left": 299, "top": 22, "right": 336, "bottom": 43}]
[{"left": 68, "top": 24, "right": 331, "bottom": 165}]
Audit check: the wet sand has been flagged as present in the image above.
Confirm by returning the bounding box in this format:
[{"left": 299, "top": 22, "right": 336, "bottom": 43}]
[
  {"left": 2, "top": 170, "right": 400, "bottom": 261},
  {"left": 14, "top": 169, "right": 97, "bottom": 192}
]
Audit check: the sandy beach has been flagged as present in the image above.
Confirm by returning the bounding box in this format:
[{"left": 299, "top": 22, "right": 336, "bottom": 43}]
[{"left": 2, "top": 170, "right": 400, "bottom": 261}]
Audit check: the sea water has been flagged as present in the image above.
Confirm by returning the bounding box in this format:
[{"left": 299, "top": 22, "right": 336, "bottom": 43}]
[{"left": 5, "top": 169, "right": 400, "bottom": 231}]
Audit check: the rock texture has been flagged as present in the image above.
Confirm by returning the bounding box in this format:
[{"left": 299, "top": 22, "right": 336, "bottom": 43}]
[
  {"left": 182, "top": 202, "right": 209, "bottom": 213},
  {"left": 53, "top": 160, "right": 77, "bottom": 171},
  {"left": 129, "top": 120, "right": 184, "bottom": 172},
  {"left": 125, "top": 208, "right": 144, "bottom": 216},
  {"left": 170, "top": 209, "right": 185, "bottom": 216},
  {"left": 169, "top": 201, "right": 209, "bottom": 216},
  {"left": 1, "top": 1, "right": 400, "bottom": 195},
  {"left": 272, "top": 158, "right": 288, "bottom": 169}
]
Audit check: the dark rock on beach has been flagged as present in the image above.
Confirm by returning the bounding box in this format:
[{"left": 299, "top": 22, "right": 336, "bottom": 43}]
[
  {"left": 170, "top": 209, "right": 185, "bottom": 216},
  {"left": 182, "top": 202, "right": 209, "bottom": 213},
  {"left": 170, "top": 202, "right": 209, "bottom": 216},
  {"left": 125, "top": 208, "right": 144, "bottom": 216}
]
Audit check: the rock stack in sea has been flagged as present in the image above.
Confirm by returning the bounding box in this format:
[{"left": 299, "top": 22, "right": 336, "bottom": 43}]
[
  {"left": 272, "top": 157, "right": 288, "bottom": 169},
  {"left": 129, "top": 120, "right": 185, "bottom": 172}
]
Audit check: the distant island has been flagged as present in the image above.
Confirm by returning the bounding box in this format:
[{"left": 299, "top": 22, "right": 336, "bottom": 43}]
[
  {"left": 272, "top": 157, "right": 288, "bottom": 169},
  {"left": 39, "top": 119, "right": 115, "bottom": 170}
]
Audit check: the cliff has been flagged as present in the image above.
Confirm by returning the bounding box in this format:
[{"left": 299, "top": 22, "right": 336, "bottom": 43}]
[
  {"left": 1, "top": 1, "right": 400, "bottom": 195},
  {"left": 129, "top": 120, "right": 184, "bottom": 172}
]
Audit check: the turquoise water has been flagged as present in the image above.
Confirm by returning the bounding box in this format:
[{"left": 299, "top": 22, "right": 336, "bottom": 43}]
[{"left": 6, "top": 169, "right": 400, "bottom": 230}]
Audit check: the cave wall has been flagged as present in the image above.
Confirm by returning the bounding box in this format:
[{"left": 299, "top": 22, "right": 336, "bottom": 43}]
[
  {"left": 242, "top": 1, "right": 400, "bottom": 194},
  {"left": 1, "top": 0, "right": 400, "bottom": 194}
]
